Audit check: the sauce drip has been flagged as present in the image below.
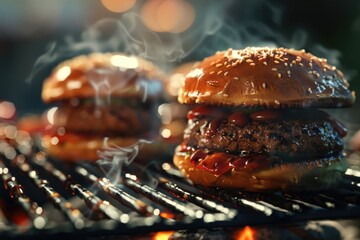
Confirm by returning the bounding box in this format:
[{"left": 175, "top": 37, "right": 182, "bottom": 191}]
[
  {"left": 228, "top": 112, "right": 249, "bottom": 127},
  {"left": 189, "top": 149, "right": 275, "bottom": 176}
]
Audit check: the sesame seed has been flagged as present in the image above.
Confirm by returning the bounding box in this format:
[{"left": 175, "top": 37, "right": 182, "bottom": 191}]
[
  {"left": 312, "top": 71, "right": 320, "bottom": 78},
  {"left": 278, "top": 73, "right": 282, "bottom": 78},
  {"left": 290, "top": 63, "right": 293, "bottom": 67},
  {"left": 298, "top": 63, "right": 304, "bottom": 67},
  {"left": 287, "top": 70, "right": 291, "bottom": 75},
  {"left": 309, "top": 62, "right": 313, "bottom": 68},
  {"left": 217, "top": 71, "right": 223, "bottom": 75},
  {"left": 216, "top": 59, "right": 221, "bottom": 63},
  {"left": 224, "top": 71, "right": 229, "bottom": 76},
  {"left": 234, "top": 77, "right": 239, "bottom": 80},
  {"left": 223, "top": 94, "right": 229, "bottom": 98},
  {"left": 216, "top": 63, "right": 223, "bottom": 68},
  {"left": 274, "top": 60, "right": 280, "bottom": 64},
  {"left": 209, "top": 71, "right": 215, "bottom": 75},
  {"left": 274, "top": 100, "right": 280, "bottom": 105},
  {"left": 262, "top": 83, "right": 268, "bottom": 88},
  {"left": 263, "top": 62, "right": 268, "bottom": 65},
  {"left": 324, "top": 68, "right": 327, "bottom": 72},
  {"left": 250, "top": 63, "right": 255, "bottom": 66},
  {"left": 246, "top": 59, "right": 253, "bottom": 63},
  {"left": 272, "top": 68, "right": 277, "bottom": 71},
  {"left": 232, "top": 62, "right": 238, "bottom": 67},
  {"left": 210, "top": 61, "right": 216, "bottom": 66},
  {"left": 226, "top": 65, "right": 231, "bottom": 68},
  {"left": 284, "top": 62, "right": 288, "bottom": 66},
  {"left": 251, "top": 82, "right": 255, "bottom": 87}
]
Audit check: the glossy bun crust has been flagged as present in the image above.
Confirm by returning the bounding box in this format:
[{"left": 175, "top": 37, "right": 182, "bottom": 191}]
[
  {"left": 179, "top": 47, "right": 355, "bottom": 108},
  {"left": 42, "top": 53, "right": 164, "bottom": 103},
  {"left": 173, "top": 150, "right": 348, "bottom": 191}
]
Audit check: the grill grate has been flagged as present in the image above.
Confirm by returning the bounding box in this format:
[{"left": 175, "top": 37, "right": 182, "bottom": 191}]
[{"left": 1, "top": 123, "right": 360, "bottom": 239}]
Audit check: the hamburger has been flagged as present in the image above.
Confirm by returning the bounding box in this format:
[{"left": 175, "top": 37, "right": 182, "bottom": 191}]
[
  {"left": 174, "top": 47, "right": 355, "bottom": 191},
  {"left": 41, "top": 53, "right": 165, "bottom": 161}
]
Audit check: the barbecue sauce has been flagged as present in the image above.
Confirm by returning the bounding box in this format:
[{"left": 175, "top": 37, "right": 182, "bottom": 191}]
[{"left": 189, "top": 149, "right": 275, "bottom": 176}]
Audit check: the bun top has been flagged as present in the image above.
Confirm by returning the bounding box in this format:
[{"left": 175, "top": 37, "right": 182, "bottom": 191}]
[
  {"left": 166, "top": 62, "right": 198, "bottom": 100},
  {"left": 42, "top": 53, "right": 165, "bottom": 103},
  {"left": 179, "top": 47, "right": 355, "bottom": 108}
]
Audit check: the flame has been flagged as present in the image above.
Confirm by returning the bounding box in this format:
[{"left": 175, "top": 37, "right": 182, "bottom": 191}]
[
  {"left": 234, "top": 226, "right": 255, "bottom": 240},
  {"left": 152, "top": 231, "right": 175, "bottom": 240}
]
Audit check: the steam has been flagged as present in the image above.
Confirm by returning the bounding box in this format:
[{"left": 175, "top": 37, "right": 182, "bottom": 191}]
[
  {"left": 96, "top": 138, "right": 152, "bottom": 184},
  {"left": 29, "top": 0, "right": 356, "bottom": 184}
]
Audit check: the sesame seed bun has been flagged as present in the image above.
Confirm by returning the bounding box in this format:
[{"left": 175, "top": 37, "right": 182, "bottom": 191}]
[
  {"left": 179, "top": 47, "right": 355, "bottom": 108},
  {"left": 173, "top": 148, "right": 348, "bottom": 191},
  {"left": 42, "top": 53, "right": 164, "bottom": 103}
]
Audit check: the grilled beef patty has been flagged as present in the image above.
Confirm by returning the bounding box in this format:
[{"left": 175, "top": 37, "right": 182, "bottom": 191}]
[{"left": 183, "top": 118, "right": 343, "bottom": 160}]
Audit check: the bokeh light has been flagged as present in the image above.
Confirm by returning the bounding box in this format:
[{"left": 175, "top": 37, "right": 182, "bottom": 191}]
[
  {"left": 141, "top": 0, "right": 195, "bottom": 33},
  {"left": 101, "top": 0, "right": 136, "bottom": 13}
]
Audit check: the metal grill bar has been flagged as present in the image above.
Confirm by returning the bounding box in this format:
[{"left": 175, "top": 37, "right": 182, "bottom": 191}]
[
  {"left": 9, "top": 153, "right": 86, "bottom": 229},
  {"left": 75, "top": 166, "right": 154, "bottom": 216},
  {"left": 124, "top": 173, "right": 204, "bottom": 219},
  {"left": 0, "top": 123, "right": 360, "bottom": 239},
  {"left": 158, "top": 177, "right": 237, "bottom": 217},
  {"left": 31, "top": 154, "right": 124, "bottom": 222},
  {"left": 0, "top": 158, "right": 47, "bottom": 229}
]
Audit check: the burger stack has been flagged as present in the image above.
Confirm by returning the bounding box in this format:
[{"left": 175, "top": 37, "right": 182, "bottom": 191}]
[{"left": 174, "top": 47, "right": 355, "bottom": 191}]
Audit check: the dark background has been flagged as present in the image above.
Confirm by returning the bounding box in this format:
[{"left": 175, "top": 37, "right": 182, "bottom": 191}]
[{"left": 0, "top": 0, "right": 359, "bottom": 138}]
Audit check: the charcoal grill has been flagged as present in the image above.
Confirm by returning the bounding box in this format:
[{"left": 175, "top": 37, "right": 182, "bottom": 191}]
[{"left": 1, "top": 123, "right": 360, "bottom": 239}]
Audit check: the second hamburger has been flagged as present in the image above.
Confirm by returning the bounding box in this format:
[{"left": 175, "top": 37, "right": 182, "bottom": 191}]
[{"left": 42, "top": 53, "right": 165, "bottom": 161}]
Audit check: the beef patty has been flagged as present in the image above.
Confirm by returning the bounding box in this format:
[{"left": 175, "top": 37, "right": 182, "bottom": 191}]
[
  {"left": 183, "top": 118, "right": 343, "bottom": 160},
  {"left": 52, "top": 100, "right": 160, "bottom": 135}
]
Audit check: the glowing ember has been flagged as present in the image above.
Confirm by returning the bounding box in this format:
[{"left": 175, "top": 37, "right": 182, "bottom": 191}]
[
  {"left": 152, "top": 231, "right": 175, "bottom": 240},
  {"left": 159, "top": 211, "right": 175, "bottom": 219},
  {"left": 234, "top": 226, "right": 255, "bottom": 240}
]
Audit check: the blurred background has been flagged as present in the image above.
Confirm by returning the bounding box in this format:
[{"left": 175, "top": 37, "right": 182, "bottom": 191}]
[{"left": 0, "top": 0, "right": 359, "bottom": 138}]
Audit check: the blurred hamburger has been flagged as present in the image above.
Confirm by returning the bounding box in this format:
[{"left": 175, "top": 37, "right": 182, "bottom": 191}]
[
  {"left": 174, "top": 47, "right": 355, "bottom": 191},
  {"left": 41, "top": 53, "right": 165, "bottom": 161},
  {"left": 159, "top": 62, "right": 197, "bottom": 146}
]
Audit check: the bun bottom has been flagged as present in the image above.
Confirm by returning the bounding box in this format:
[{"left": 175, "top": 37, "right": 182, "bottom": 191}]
[
  {"left": 42, "top": 133, "right": 166, "bottom": 162},
  {"left": 173, "top": 150, "right": 348, "bottom": 191}
]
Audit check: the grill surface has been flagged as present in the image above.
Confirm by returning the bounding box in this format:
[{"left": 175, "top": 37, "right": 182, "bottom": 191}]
[{"left": 1, "top": 123, "right": 360, "bottom": 239}]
